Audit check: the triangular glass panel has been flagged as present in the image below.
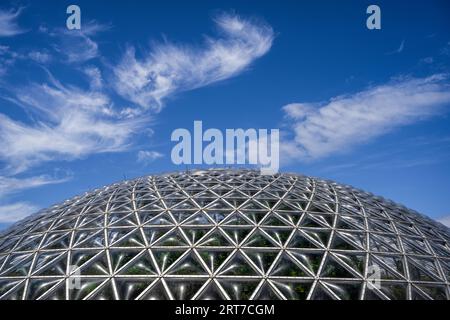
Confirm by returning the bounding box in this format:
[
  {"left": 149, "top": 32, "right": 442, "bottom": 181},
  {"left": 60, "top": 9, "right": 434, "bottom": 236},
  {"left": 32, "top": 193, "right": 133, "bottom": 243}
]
[
  {"left": 335, "top": 232, "right": 366, "bottom": 250},
  {"left": 401, "top": 237, "right": 431, "bottom": 255},
  {"left": 182, "top": 211, "right": 212, "bottom": 225},
  {"left": 108, "top": 228, "right": 136, "bottom": 246},
  {"left": 72, "top": 229, "right": 104, "bottom": 248},
  {"left": 275, "top": 201, "right": 300, "bottom": 212},
  {"left": 0, "top": 281, "right": 26, "bottom": 300},
  {"left": 109, "top": 249, "right": 141, "bottom": 273},
  {"left": 287, "top": 230, "right": 322, "bottom": 249},
  {"left": 153, "top": 229, "right": 188, "bottom": 246},
  {"left": 221, "top": 212, "right": 251, "bottom": 226},
  {"left": 112, "top": 230, "right": 146, "bottom": 247},
  {"left": 270, "top": 253, "right": 309, "bottom": 277},
  {"left": 25, "top": 278, "right": 63, "bottom": 300},
  {"left": 34, "top": 253, "right": 68, "bottom": 276},
  {"left": 181, "top": 227, "right": 212, "bottom": 245},
  {"left": 33, "top": 251, "right": 66, "bottom": 272},
  {"left": 77, "top": 215, "right": 105, "bottom": 229},
  {"left": 332, "top": 232, "right": 365, "bottom": 251},
  {"left": 369, "top": 234, "right": 400, "bottom": 253},
  {"left": 115, "top": 278, "right": 155, "bottom": 300},
  {"left": 206, "top": 199, "right": 233, "bottom": 210},
  {"left": 217, "top": 279, "right": 260, "bottom": 300},
  {"left": 321, "top": 256, "right": 357, "bottom": 278},
  {"left": 166, "top": 251, "right": 209, "bottom": 276},
  {"left": 79, "top": 253, "right": 109, "bottom": 275},
  {"left": 413, "top": 284, "right": 447, "bottom": 300},
  {"left": 322, "top": 281, "right": 363, "bottom": 300},
  {"left": 165, "top": 279, "right": 207, "bottom": 299},
  {"left": 41, "top": 231, "right": 71, "bottom": 250},
  {"left": 0, "top": 253, "right": 33, "bottom": 277},
  {"left": 89, "top": 280, "right": 116, "bottom": 300},
  {"left": 369, "top": 255, "right": 404, "bottom": 280},
  {"left": 271, "top": 280, "right": 313, "bottom": 300},
  {"left": 243, "top": 230, "right": 276, "bottom": 247},
  {"left": 299, "top": 215, "right": 323, "bottom": 228},
  {"left": 368, "top": 218, "right": 395, "bottom": 233},
  {"left": 220, "top": 227, "right": 253, "bottom": 245},
  {"left": 0, "top": 279, "right": 24, "bottom": 298},
  {"left": 144, "top": 212, "right": 175, "bottom": 226},
  {"left": 218, "top": 251, "right": 260, "bottom": 276},
  {"left": 142, "top": 226, "right": 173, "bottom": 245},
  {"left": 108, "top": 212, "right": 137, "bottom": 227},
  {"left": 69, "top": 278, "right": 106, "bottom": 300},
  {"left": 310, "top": 283, "right": 336, "bottom": 300},
  {"left": 244, "top": 250, "right": 279, "bottom": 274},
  {"left": 332, "top": 253, "right": 365, "bottom": 276},
  {"left": 70, "top": 250, "right": 102, "bottom": 272},
  {"left": 119, "top": 251, "right": 158, "bottom": 276},
  {"left": 379, "top": 282, "right": 407, "bottom": 300},
  {"left": 261, "top": 228, "right": 293, "bottom": 246},
  {"left": 196, "top": 281, "right": 227, "bottom": 300},
  {"left": 408, "top": 257, "right": 442, "bottom": 282},
  {"left": 205, "top": 210, "right": 229, "bottom": 223},
  {"left": 363, "top": 287, "right": 385, "bottom": 300},
  {"left": 198, "top": 229, "right": 232, "bottom": 247},
  {"left": 302, "top": 229, "right": 332, "bottom": 247},
  {"left": 170, "top": 210, "right": 197, "bottom": 223},
  {"left": 252, "top": 281, "right": 282, "bottom": 300},
  {"left": 289, "top": 250, "right": 324, "bottom": 275},
  {"left": 197, "top": 249, "right": 233, "bottom": 273},
  {"left": 411, "top": 286, "right": 432, "bottom": 300},
  {"left": 140, "top": 280, "right": 171, "bottom": 300},
  {"left": 152, "top": 249, "right": 184, "bottom": 272},
  {"left": 41, "top": 280, "right": 66, "bottom": 300},
  {"left": 261, "top": 214, "right": 291, "bottom": 227},
  {"left": 138, "top": 210, "right": 163, "bottom": 224},
  {"left": 275, "top": 210, "right": 304, "bottom": 225},
  {"left": 244, "top": 211, "right": 269, "bottom": 224}
]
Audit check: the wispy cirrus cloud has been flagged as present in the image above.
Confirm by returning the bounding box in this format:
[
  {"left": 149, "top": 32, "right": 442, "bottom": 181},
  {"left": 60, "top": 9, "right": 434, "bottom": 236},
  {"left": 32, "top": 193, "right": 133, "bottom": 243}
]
[
  {"left": 0, "top": 8, "right": 25, "bottom": 37},
  {"left": 28, "top": 50, "right": 52, "bottom": 64},
  {"left": 0, "top": 202, "right": 38, "bottom": 223},
  {"left": 0, "top": 174, "right": 70, "bottom": 198},
  {"left": 49, "top": 21, "right": 111, "bottom": 63},
  {"left": 137, "top": 150, "right": 164, "bottom": 164},
  {"left": 0, "top": 73, "right": 147, "bottom": 174},
  {"left": 113, "top": 13, "right": 274, "bottom": 111},
  {"left": 281, "top": 74, "right": 450, "bottom": 161}
]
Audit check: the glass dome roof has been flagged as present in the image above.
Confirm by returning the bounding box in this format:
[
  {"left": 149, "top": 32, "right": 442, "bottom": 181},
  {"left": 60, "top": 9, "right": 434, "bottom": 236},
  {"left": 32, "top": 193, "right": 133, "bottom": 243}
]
[{"left": 0, "top": 169, "right": 449, "bottom": 300}]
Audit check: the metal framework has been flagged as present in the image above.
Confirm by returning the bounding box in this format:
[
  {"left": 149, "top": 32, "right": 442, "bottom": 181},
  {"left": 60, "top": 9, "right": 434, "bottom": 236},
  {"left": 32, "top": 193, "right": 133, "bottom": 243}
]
[{"left": 0, "top": 169, "right": 449, "bottom": 300}]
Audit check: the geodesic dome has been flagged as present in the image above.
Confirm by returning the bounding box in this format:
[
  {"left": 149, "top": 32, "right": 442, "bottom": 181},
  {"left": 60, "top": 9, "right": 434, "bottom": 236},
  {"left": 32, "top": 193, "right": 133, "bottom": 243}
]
[{"left": 0, "top": 169, "right": 449, "bottom": 300}]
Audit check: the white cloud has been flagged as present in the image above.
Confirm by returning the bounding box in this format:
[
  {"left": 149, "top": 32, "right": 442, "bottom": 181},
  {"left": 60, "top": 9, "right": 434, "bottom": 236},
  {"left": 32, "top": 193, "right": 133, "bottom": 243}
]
[
  {"left": 0, "top": 202, "right": 38, "bottom": 223},
  {"left": 0, "top": 8, "right": 25, "bottom": 37},
  {"left": 437, "top": 215, "right": 450, "bottom": 228},
  {"left": 0, "top": 75, "right": 147, "bottom": 173},
  {"left": 28, "top": 50, "right": 52, "bottom": 64},
  {"left": 52, "top": 21, "right": 110, "bottom": 63},
  {"left": 113, "top": 13, "right": 274, "bottom": 111},
  {"left": 282, "top": 74, "right": 450, "bottom": 161},
  {"left": 137, "top": 150, "right": 163, "bottom": 164},
  {"left": 83, "top": 66, "right": 103, "bottom": 89},
  {"left": 0, "top": 174, "right": 70, "bottom": 198}
]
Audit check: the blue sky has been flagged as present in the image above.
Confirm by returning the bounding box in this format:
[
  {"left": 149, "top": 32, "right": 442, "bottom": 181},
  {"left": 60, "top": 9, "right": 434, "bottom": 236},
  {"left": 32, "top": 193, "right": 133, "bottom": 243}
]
[{"left": 0, "top": 0, "right": 450, "bottom": 229}]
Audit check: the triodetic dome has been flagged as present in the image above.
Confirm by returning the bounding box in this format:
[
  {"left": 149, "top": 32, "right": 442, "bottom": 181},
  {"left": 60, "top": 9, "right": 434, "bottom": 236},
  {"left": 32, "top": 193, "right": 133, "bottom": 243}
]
[{"left": 0, "top": 169, "right": 449, "bottom": 300}]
